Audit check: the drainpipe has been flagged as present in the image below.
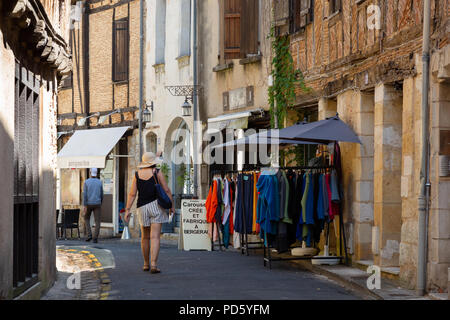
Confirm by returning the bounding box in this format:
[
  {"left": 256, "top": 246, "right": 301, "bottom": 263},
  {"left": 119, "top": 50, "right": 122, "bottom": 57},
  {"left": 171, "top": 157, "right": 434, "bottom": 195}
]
[
  {"left": 138, "top": 0, "right": 144, "bottom": 160},
  {"left": 417, "top": 0, "right": 431, "bottom": 296},
  {"left": 193, "top": 0, "right": 198, "bottom": 197}
]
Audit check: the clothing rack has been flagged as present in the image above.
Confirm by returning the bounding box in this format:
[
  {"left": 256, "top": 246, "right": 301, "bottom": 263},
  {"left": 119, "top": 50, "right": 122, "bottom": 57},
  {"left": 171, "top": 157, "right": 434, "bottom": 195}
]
[
  {"left": 210, "top": 164, "right": 349, "bottom": 269},
  {"left": 261, "top": 164, "right": 349, "bottom": 269}
]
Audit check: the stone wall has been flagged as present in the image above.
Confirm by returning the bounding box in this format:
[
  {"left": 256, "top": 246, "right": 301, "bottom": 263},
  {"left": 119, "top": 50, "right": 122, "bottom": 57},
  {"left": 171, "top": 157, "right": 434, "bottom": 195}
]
[
  {"left": 427, "top": 44, "right": 450, "bottom": 291},
  {"left": 399, "top": 70, "right": 424, "bottom": 288},
  {"left": 335, "top": 90, "right": 375, "bottom": 261},
  {"left": 0, "top": 30, "right": 17, "bottom": 300}
]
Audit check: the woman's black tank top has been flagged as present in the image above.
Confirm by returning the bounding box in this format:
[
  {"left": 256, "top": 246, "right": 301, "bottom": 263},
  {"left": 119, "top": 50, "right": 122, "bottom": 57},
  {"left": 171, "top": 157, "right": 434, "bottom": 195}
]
[{"left": 136, "top": 170, "right": 158, "bottom": 208}]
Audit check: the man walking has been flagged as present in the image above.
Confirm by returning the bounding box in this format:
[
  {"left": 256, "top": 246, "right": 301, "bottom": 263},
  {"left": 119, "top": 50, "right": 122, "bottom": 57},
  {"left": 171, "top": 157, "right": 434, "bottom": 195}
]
[{"left": 83, "top": 168, "right": 103, "bottom": 243}]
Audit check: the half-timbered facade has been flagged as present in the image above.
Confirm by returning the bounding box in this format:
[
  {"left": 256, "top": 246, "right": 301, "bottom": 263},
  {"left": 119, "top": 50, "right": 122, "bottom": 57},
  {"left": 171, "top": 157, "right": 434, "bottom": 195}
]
[{"left": 274, "top": 0, "right": 449, "bottom": 292}]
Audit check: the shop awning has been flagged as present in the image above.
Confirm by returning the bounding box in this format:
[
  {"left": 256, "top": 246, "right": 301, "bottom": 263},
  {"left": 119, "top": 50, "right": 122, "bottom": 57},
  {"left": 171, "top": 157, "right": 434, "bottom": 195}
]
[
  {"left": 57, "top": 127, "right": 130, "bottom": 169},
  {"left": 213, "top": 130, "right": 322, "bottom": 149},
  {"left": 207, "top": 109, "right": 264, "bottom": 130},
  {"left": 213, "top": 114, "right": 361, "bottom": 148}
]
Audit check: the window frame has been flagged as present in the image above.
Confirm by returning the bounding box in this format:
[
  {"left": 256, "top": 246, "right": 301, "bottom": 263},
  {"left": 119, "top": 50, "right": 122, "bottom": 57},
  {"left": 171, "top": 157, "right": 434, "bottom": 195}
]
[
  {"left": 289, "top": 0, "right": 314, "bottom": 34},
  {"left": 329, "top": 0, "right": 342, "bottom": 16},
  {"left": 112, "top": 17, "right": 129, "bottom": 83},
  {"left": 223, "top": 0, "right": 260, "bottom": 61}
]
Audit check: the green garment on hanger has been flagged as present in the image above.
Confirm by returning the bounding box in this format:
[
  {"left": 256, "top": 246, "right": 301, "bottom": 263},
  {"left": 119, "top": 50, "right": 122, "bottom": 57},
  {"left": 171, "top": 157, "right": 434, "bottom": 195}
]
[
  {"left": 282, "top": 171, "right": 292, "bottom": 224},
  {"left": 300, "top": 173, "right": 310, "bottom": 238}
]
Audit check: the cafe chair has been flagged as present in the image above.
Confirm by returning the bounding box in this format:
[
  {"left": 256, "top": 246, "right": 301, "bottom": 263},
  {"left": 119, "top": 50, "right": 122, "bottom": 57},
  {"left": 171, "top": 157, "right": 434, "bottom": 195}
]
[
  {"left": 56, "top": 209, "right": 64, "bottom": 240},
  {"left": 63, "top": 209, "right": 81, "bottom": 240}
]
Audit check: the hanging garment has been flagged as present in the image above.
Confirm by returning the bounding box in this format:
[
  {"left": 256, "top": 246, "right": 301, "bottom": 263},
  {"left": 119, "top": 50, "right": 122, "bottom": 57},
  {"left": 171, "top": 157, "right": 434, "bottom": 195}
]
[
  {"left": 214, "top": 178, "right": 224, "bottom": 230},
  {"left": 206, "top": 180, "right": 218, "bottom": 223},
  {"left": 317, "top": 174, "right": 326, "bottom": 221},
  {"left": 297, "top": 173, "right": 309, "bottom": 241},
  {"left": 234, "top": 174, "right": 243, "bottom": 234},
  {"left": 222, "top": 179, "right": 231, "bottom": 225},
  {"left": 330, "top": 169, "right": 341, "bottom": 218},
  {"left": 286, "top": 171, "right": 298, "bottom": 245},
  {"left": 252, "top": 172, "right": 258, "bottom": 233},
  {"left": 305, "top": 173, "right": 315, "bottom": 246},
  {"left": 229, "top": 179, "right": 235, "bottom": 235},
  {"left": 281, "top": 171, "right": 292, "bottom": 224},
  {"left": 243, "top": 174, "right": 254, "bottom": 235},
  {"left": 255, "top": 172, "right": 261, "bottom": 234},
  {"left": 330, "top": 169, "right": 340, "bottom": 202},
  {"left": 325, "top": 173, "right": 334, "bottom": 219},
  {"left": 312, "top": 174, "right": 326, "bottom": 243},
  {"left": 233, "top": 178, "right": 241, "bottom": 249},
  {"left": 256, "top": 173, "right": 279, "bottom": 237},
  {"left": 276, "top": 171, "right": 286, "bottom": 220},
  {"left": 222, "top": 179, "right": 230, "bottom": 248},
  {"left": 321, "top": 173, "right": 329, "bottom": 219}
]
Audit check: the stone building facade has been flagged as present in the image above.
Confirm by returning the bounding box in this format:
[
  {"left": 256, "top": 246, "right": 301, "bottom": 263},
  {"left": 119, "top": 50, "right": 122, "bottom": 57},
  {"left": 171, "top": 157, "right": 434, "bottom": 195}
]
[
  {"left": 0, "top": 0, "right": 72, "bottom": 299},
  {"left": 197, "top": 0, "right": 274, "bottom": 197},
  {"left": 57, "top": 0, "right": 142, "bottom": 238},
  {"left": 274, "top": 0, "right": 449, "bottom": 293},
  {"left": 144, "top": 0, "right": 196, "bottom": 233}
]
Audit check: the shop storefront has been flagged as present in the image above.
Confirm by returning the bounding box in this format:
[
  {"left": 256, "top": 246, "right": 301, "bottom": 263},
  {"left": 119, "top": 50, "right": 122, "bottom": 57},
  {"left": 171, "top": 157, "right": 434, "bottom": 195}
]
[
  {"left": 57, "top": 127, "right": 132, "bottom": 237},
  {"left": 204, "top": 114, "right": 361, "bottom": 267}
]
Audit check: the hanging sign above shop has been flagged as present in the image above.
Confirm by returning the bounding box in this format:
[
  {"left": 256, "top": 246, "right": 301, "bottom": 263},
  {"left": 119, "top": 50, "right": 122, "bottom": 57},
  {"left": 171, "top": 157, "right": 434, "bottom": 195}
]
[{"left": 181, "top": 200, "right": 211, "bottom": 251}]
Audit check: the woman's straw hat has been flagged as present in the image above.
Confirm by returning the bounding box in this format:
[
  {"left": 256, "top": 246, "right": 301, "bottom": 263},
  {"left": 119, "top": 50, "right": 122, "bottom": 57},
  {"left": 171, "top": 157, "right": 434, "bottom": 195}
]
[{"left": 137, "top": 152, "right": 163, "bottom": 169}]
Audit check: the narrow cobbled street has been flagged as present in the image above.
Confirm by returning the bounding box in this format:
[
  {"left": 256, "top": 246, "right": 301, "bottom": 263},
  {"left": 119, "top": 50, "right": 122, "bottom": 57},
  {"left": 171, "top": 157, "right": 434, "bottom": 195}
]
[{"left": 43, "top": 238, "right": 361, "bottom": 300}]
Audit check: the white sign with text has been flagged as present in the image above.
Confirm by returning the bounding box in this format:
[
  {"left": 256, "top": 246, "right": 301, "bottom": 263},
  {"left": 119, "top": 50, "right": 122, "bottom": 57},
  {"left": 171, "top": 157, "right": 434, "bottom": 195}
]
[{"left": 181, "top": 200, "right": 211, "bottom": 251}]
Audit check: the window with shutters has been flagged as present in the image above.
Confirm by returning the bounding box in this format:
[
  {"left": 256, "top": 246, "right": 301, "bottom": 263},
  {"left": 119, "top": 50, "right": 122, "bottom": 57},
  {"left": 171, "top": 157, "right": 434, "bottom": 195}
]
[
  {"left": 155, "top": 0, "right": 167, "bottom": 65},
  {"left": 329, "top": 0, "right": 341, "bottom": 15},
  {"left": 223, "top": 0, "right": 259, "bottom": 60},
  {"left": 60, "top": 73, "right": 73, "bottom": 89},
  {"left": 289, "top": 0, "right": 314, "bottom": 34},
  {"left": 61, "top": 29, "right": 73, "bottom": 89},
  {"left": 112, "top": 18, "right": 129, "bottom": 82},
  {"left": 179, "top": 0, "right": 191, "bottom": 58}
]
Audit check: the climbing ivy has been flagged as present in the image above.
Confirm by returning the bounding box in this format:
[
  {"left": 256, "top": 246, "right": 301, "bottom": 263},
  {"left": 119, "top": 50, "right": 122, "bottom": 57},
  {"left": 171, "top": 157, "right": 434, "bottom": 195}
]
[{"left": 268, "top": 24, "right": 309, "bottom": 129}]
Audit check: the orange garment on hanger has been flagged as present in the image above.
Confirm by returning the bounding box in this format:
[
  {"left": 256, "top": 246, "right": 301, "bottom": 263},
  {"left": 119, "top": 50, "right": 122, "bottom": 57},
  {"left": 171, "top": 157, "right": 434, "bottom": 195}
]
[{"left": 254, "top": 172, "right": 261, "bottom": 234}]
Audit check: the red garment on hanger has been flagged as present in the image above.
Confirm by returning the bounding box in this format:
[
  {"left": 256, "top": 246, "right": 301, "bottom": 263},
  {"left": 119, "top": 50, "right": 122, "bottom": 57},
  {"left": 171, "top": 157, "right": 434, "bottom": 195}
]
[{"left": 205, "top": 180, "right": 218, "bottom": 223}]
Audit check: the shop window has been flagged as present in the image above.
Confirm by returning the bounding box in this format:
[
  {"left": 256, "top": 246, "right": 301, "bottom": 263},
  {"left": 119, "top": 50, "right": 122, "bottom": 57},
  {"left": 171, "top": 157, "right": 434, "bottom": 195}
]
[
  {"left": 289, "top": 0, "right": 314, "bottom": 33},
  {"left": 112, "top": 18, "right": 129, "bottom": 82},
  {"left": 223, "top": 0, "right": 259, "bottom": 60}
]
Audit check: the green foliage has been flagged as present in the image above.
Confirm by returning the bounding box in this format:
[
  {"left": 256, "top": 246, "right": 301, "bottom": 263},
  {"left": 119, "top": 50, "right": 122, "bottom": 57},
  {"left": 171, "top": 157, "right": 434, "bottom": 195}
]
[
  {"left": 268, "top": 24, "right": 310, "bottom": 129},
  {"left": 176, "top": 163, "right": 190, "bottom": 189},
  {"left": 159, "top": 162, "right": 170, "bottom": 181},
  {"left": 283, "top": 108, "right": 319, "bottom": 166}
]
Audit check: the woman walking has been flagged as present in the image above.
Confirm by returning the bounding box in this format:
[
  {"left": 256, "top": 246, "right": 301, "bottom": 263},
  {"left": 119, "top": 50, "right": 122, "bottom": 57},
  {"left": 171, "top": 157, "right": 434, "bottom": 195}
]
[{"left": 124, "top": 152, "right": 174, "bottom": 274}]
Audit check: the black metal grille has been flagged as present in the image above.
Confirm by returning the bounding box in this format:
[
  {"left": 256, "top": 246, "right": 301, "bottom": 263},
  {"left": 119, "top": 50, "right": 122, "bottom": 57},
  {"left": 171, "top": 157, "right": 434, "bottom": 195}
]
[{"left": 13, "top": 63, "right": 40, "bottom": 291}]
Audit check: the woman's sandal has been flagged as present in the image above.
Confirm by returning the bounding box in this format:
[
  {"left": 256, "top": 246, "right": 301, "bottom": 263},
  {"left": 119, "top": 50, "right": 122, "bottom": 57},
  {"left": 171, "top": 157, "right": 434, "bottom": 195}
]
[
  {"left": 150, "top": 266, "right": 161, "bottom": 274},
  {"left": 143, "top": 266, "right": 150, "bottom": 272}
]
